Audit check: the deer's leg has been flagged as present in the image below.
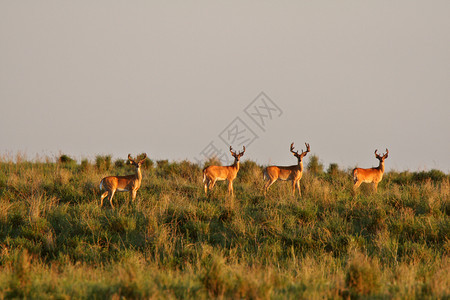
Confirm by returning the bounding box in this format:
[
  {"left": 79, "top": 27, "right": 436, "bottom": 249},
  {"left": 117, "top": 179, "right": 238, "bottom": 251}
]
[
  {"left": 264, "top": 179, "right": 276, "bottom": 196},
  {"left": 209, "top": 180, "right": 217, "bottom": 190},
  {"left": 292, "top": 181, "right": 297, "bottom": 196},
  {"left": 131, "top": 190, "right": 137, "bottom": 202},
  {"left": 204, "top": 179, "right": 209, "bottom": 196},
  {"left": 100, "top": 191, "right": 109, "bottom": 207},
  {"left": 353, "top": 181, "right": 362, "bottom": 190},
  {"left": 228, "top": 180, "right": 234, "bottom": 196},
  {"left": 296, "top": 180, "right": 301, "bottom": 197},
  {"left": 373, "top": 183, "right": 378, "bottom": 193},
  {"left": 109, "top": 190, "right": 116, "bottom": 209}
]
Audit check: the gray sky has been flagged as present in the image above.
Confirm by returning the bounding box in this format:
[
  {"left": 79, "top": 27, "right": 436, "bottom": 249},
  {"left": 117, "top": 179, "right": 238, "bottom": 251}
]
[{"left": 1, "top": 1, "right": 449, "bottom": 171}]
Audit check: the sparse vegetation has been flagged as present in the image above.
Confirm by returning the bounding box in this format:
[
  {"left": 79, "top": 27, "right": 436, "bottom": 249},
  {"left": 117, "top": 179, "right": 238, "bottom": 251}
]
[
  {"left": 0, "top": 155, "right": 448, "bottom": 298},
  {"left": 307, "top": 154, "right": 324, "bottom": 175}
]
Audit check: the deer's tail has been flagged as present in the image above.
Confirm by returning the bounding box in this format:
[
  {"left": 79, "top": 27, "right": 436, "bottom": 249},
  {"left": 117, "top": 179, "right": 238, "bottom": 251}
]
[{"left": 352, "top": 168, "right": 358, "bottom": 184}]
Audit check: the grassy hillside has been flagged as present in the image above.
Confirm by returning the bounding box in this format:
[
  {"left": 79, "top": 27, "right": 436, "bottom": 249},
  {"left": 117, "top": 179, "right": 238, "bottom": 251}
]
[{"left": 0, "top": 155, "right": 448, "bottom": 299}]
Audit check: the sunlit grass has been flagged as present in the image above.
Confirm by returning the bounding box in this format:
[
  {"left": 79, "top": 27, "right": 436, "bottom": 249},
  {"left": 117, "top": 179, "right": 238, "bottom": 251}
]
[{"left": 0, "top": 155, "right": 448, "bottom": 298}]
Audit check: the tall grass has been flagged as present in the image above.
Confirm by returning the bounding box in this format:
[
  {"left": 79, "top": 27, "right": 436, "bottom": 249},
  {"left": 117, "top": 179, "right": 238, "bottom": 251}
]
[{"left": 0, "top": 155, "right": 448, "bottom": 298}]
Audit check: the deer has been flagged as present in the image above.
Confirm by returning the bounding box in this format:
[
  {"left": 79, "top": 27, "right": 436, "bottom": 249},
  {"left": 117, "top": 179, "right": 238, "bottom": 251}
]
[
  {"left": 99, "top": 153, "right": 147, "bottom": 209},
  {"left": 353, "top": 149, "right": 389, "bottom": 192},
  {"left": 263, "top": 142, "right": 310, "bottom": 197},
  {"left": 203, "top": 146, "right": 246, "bottom": 196}
]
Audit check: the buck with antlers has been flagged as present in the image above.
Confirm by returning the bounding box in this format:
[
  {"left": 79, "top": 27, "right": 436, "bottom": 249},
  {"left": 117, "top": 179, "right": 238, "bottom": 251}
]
[
  {"left": 263, "top": 142, "right": 310, "bottom": 196},
  {"left": 203, "top": 146, "right": 246, "bottom": 196},
  {"left": 353, "top": 149, "right": 389, "bottom": 192},
  {"left": 99, "top": 154, "right": 147, "bottom": 209}
]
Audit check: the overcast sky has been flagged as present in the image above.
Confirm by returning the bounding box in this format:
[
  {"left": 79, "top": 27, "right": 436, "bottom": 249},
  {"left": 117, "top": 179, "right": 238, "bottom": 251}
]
[{"left": 1, "top": 1, "right": 449, "bottom": 171}]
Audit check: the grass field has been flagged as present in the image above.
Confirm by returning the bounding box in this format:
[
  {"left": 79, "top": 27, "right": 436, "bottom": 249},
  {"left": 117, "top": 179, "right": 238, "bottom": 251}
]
[{"left": 0, "top": 154, "right": 448, "bottom": 299}]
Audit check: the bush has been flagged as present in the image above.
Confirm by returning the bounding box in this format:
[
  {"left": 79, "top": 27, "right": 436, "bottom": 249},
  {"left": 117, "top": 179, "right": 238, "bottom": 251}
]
[
  {"left": 307, "top": 155, "right": 323, "bottom": 175},
  {"left": 239, "top": 160, "right": 262, "bottom": 184},
  {"left": 114, "top": 159, "right": 126, "bottom": 169},
  {"left": 58, "top": 154, "right": 76, "bottom": 165},
  {"left": 413, "top": 169, "right": 447, "bottom": 182},
  {"left": 141, "top": 157, "right": 154, "bottom": 170},
  {"left": 80, "top": 159, "right": 91, "bottom": 172},
  {"left": 96, "top": 155, "right": 112, "bottom": 171},
  {"left": 345, "top": 252, "right": 381, "bottom": 296},
  {"left": 203, "top": 156, "right": 223, "bottom": 168},
  {"left": 327, "top": 163, "right": 339, "bottom": 176}
]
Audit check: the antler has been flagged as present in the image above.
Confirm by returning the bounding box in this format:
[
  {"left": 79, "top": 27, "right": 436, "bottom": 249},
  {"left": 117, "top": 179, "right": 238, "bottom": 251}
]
[
  {"left": 375, "top": 149, "right": 380, "bottom": 159},
  {"left": 128, "top": 154, "right": 134, "bottom": 161},
  {"left": 304, "top": 143, "right": 310, "bottom": 153},
  {"left": 139, "top": 153, "right": 147, "bottom": 163},
  {"left": 290, "top": 143, "right": 299, "bottom": 155},
  {"left": 238, "top": 146, "right": 246, "bottom": 156},
  {"left": 230, "top": 146, "right": 236, "bottom": 156},
  {"left": 375, "top": 149, "right": 389, "bottom": 159},
  {"left": 291, "top": 142, "right": 310, "bottom": 157},
  {"left": 230, "top": 146, "right": 245, "bottom": 157},
  {"left": 300, "top": 143, "right": 310, "bottom": 158}
]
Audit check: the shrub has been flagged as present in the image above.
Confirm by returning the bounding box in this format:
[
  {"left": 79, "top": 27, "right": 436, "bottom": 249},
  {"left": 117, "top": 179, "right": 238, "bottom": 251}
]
[
  {"left": 114, "top": 159, "right": 125, "bottom": 168},
  {"left": 307, "top": 155, "right": 323, "bottom": 175},
  {"left": 203, "top": 156, "right": 222, "bottom": 168},
  {"left": 96, "top": 155, "right": 112, "bottom": 171},
  {"left": 80, "top": 159, "right": 91, "bottom": 172},
  {"left": 345, "top": 252, "right": 381, "bottom": 296},
  {"left": 200, "top": 253, "right": 229, "bottom": 298},
  {"left": 413, "top": 169, "right": 447, "bottom": 183},
  {"left": 239, "top": 160, "right": 262, "bottom": 184},
  {"left": 387, "top": 171, "right": 413, "bottom": 185},
  {"left": 141, "top": 157, "right": 154, "bottom": 170},
  {"left": 327, "top": 163, "right": 339, "bottom": 176},
  {"left": 6, "top": 249, "right": 32, "bottom": 298},
  {"left": 58, "top": 154, "right": 75, "bottom": 165}
]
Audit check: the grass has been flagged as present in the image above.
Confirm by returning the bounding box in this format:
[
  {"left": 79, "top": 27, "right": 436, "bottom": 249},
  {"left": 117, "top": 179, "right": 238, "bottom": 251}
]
[{"left": 0, "top": 155, "right": 448, "bottom": 299}]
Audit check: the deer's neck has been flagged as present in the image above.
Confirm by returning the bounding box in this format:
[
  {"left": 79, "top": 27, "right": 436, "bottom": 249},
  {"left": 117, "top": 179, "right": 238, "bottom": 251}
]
[
  {"left": 378, "top": 161, "right": 385, "bottom": 173},
  {"left": 298, "top": 159, "right": 303, "bottom": 172},
  {"left": 232, "top": 160, "right": 240, "bottom": 171},
  {"left": 135, "top": 167, "right": 142, "bottom": 182}
]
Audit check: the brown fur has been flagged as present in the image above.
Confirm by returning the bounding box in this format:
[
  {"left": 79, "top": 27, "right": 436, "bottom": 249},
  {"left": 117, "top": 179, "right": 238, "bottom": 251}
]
[
  {"left": 353, "top": 149, "right": 389, "bottom": 192},
  {"left": 263, "top": 142, "right": 310, "bottom": 196},
  {"left": 100, "top": 154, "right": 146, "bottom": 208},
  {"left": 203, "top": 146, "right": 245, "bottom": 196}
]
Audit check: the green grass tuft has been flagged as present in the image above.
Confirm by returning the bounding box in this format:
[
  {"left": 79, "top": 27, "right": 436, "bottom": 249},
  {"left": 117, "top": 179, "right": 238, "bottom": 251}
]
[{"left": 0, "top": 157, "right": 448, "bottom": 298}]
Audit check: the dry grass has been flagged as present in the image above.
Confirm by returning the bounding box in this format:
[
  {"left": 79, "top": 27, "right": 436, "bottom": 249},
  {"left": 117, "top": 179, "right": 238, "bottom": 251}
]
[{"left": 0, "top": 158, "right": 448, "bottom": 298}]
